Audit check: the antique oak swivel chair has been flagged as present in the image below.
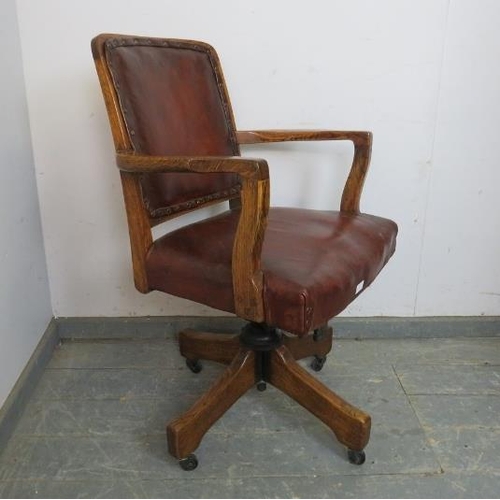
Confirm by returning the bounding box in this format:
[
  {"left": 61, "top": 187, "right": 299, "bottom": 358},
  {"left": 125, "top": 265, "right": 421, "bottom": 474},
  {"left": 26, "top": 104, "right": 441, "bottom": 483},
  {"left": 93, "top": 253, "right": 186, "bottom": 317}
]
[{"left": 91, "top": 34, "right": 398, "bottom": 471}]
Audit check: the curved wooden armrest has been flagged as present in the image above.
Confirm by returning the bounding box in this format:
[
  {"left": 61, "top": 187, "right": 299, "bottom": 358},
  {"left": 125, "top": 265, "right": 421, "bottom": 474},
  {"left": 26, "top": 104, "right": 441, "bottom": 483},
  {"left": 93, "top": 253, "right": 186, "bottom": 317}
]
[
  {"left": 237, "top": 129, "right": 369, "bottom": 145},
  {"left": 116, "top": 152, "right": 269, "bottom": 179},
  {"left": 116, "top": 151, "right": 270, "bottom": 322},
  {"left": 237, "top": 129, "right": 372, "bottom": 213}
]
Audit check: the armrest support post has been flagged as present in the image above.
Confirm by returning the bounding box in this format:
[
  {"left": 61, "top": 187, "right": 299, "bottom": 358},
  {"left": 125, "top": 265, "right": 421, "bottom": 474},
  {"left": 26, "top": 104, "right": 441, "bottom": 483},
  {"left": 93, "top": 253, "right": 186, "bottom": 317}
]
[{"left": 340, "top": 132, "right": 372, "bottom": 213}]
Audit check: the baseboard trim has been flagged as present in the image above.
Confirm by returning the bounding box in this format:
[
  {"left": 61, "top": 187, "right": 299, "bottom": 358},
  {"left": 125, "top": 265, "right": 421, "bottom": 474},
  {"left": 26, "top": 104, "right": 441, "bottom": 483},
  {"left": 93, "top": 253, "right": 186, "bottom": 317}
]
[
  {"left": 56, "top": 316, "right": 247, "bottom": 340},
  {"left": 56, "top": 315, "right": 500, "bottom": 340},
  {"left": 0, "top": 318, "right": 59, "bottom": 452},
  {"left": 331, "top": 316, "right": 500, "bottom": 338}
]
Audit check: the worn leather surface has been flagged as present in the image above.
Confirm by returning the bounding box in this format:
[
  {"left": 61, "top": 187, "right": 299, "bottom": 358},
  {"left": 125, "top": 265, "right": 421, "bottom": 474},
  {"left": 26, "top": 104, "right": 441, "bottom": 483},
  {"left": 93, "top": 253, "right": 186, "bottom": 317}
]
[
  {"left": 146, "top": 208, "right": 398, "bottom": 336},
  {"left": 105, "top": 41, "right": 239, "bottom": 217}
]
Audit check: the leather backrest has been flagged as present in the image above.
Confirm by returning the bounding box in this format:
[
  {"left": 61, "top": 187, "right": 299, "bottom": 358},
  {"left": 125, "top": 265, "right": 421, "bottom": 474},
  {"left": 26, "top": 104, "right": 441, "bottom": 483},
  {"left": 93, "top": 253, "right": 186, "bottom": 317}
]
[{"left": 104, "top": 37, "right": 240, "bottom": 218}]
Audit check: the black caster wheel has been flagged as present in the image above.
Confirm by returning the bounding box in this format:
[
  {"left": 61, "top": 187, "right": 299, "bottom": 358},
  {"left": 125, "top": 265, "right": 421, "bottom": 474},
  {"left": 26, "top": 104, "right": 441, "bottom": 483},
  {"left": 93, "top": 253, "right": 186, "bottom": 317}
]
[
  {"left": 256, "top": 381, "right": 267, "bottom": 392},
  {"left": 347, "top": 449, "right": 366, "bottom": 465},
  {"left": 186, "top": 358, "right": 202, "bottom": 374},
  {"left": 179, "top": 453, "right": 198, "bottom": 471},
  {"left": 311, "top": 355, "right": 326, "bottom": 372}
]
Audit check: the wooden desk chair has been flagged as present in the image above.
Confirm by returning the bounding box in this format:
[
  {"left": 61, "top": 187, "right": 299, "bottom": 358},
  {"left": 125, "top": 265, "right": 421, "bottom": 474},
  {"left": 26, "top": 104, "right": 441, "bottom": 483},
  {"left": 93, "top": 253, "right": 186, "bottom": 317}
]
[{"left": 91, "top": 34, "right": 398, "bottom": 471}]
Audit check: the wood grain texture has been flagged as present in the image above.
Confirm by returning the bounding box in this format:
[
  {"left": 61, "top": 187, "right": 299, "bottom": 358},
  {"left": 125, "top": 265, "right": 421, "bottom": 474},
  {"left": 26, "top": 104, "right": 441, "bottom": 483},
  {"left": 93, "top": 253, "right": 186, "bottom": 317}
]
[
  {"left": 237, "top": 129, "right": 372, "bottom": 213},
  {"left": 232, "top": 176, "right": 269, "bottom": 321},
  {"left": 115, "top": 153, "right": 269, "bottom": 178},
  {"left": 282, "top": 325, "right": 333, "bottom": 361},
  {"left": 269, "top": 345, "right": 371, "bottom": 452},
  {"left": 178, "top": 329, "right": 240, "bottom": 365},
  {"left": 118, "top": 172, "right": 152, "bottom": 292},
  {"left": 237, "top": 129, "right": 369, "bottom": 144},
  {"left": 166, "top": 348, "right": 256, "bottom": 459}
]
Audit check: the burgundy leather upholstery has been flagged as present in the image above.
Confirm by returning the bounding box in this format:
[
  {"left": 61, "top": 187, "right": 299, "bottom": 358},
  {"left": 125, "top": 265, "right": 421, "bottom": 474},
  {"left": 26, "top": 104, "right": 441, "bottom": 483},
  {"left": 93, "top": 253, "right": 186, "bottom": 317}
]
[
  {"left": 146, "top": 208, "right": 398, "bottom": 336},
  {"left": 105, "top": 39, "right": 239, "bottom": 218}
]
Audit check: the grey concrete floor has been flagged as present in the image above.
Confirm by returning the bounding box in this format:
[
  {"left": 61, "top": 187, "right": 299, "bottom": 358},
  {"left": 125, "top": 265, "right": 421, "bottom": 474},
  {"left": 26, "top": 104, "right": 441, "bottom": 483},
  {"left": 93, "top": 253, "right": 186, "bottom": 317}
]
[{"left": 1, "top": 335, "right": 500, "bottom": 498}]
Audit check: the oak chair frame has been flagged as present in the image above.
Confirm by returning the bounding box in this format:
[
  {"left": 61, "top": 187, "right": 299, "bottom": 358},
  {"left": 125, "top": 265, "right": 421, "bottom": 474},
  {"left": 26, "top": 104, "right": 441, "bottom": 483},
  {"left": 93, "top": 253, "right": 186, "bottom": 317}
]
[{"left": 92, "top": 34, "right": 374, "bottom": 469}]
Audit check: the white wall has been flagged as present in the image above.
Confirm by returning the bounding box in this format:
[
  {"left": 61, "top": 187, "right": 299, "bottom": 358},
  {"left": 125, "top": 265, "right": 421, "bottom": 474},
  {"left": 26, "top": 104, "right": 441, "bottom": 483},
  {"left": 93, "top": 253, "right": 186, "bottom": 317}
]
[
  {"left": 416, "top": 0, "right": 500, "bottom": 315},
  {"left": 0, "top": 0, "right": 52, "bottom": 407},
  {"left": 15, "top": 0, "right": 500, "bottom": 318}
]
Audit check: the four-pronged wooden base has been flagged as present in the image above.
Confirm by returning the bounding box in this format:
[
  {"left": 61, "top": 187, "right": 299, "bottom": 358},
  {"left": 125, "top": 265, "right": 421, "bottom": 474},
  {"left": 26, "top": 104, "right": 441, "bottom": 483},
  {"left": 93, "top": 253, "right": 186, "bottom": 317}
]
[{"left": 167, "top": 325, "right": 370, "bottom": 467}]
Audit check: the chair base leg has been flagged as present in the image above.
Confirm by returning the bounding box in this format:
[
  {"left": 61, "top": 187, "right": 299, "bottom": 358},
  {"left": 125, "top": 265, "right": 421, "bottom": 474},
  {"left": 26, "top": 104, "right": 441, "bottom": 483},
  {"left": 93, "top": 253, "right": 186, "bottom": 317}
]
[
  {"left": 167, "top": 347, "right": 256, "bottom": 460},
  {"left": 268, "top": 345, "right": 371, "bottom": 452},
  {"left": 178, "top": 329, "right": 240, "bottom": 365},
  {"left": 168, "top": 323, "right": 369, "bottom": 468},
  {"left": 282, "top": 324, "right": 333, "bottom": 364}
]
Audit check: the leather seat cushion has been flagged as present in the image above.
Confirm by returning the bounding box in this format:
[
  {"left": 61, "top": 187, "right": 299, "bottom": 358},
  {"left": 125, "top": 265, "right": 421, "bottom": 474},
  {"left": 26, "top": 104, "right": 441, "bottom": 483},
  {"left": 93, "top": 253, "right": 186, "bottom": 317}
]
[{"left": 146, "top": 207, "right": 397, "bottom": 336}]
